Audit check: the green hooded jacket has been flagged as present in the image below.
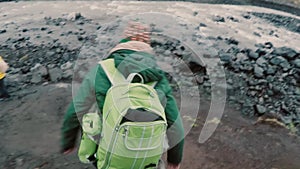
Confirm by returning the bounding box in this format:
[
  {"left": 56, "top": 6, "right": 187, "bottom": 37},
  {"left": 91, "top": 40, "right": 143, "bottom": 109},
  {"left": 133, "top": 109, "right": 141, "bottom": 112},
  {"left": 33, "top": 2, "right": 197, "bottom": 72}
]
[{"left": 61, "top": 48, "right": 184, "bottom": 165}]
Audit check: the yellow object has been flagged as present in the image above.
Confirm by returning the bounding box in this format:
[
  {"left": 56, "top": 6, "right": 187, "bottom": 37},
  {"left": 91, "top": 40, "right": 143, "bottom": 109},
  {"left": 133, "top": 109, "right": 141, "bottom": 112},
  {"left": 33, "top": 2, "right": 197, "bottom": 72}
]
[{"left": 0, "top": 56, "right": 6, "bottom": 80}]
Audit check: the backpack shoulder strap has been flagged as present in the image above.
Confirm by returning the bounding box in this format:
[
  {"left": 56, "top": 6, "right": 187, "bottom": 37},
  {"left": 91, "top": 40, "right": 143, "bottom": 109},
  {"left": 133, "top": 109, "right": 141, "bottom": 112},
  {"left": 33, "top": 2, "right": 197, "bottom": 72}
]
[
  {"left": 146, "top": 81, "right": 157, "bottom": 87},
  {"left": 99, "top": 59, "right": 126, "bottom": 85}
]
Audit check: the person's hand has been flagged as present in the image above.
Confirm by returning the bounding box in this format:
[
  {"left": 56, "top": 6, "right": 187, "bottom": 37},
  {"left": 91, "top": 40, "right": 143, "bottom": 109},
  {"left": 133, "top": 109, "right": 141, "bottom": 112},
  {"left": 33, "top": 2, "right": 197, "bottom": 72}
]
[
  {"left": 63, "top": 147, "right": 75, "bottom": 155},
  {"left": 167, "top": 162, "right": 180, "bottom": 169}
]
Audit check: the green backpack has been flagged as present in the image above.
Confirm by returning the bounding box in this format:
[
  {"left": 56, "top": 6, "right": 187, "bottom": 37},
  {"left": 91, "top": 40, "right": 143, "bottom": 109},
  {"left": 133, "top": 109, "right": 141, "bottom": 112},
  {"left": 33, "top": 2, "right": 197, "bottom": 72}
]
[{"left": 79, "top": 59, "right": 167, "bottom": 169}]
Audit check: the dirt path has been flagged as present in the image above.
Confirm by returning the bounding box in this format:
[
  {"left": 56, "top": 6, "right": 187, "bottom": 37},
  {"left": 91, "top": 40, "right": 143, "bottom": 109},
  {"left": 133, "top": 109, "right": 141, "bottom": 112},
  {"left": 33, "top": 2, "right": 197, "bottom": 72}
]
[{"left": 0, "top": 84, "right": 299, "bottom": 169}]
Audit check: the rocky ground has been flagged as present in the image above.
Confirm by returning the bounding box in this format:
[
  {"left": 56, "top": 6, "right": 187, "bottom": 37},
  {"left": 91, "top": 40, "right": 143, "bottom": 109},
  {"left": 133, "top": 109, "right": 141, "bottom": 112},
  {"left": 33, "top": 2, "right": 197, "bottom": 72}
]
[{"left": 0, "top": 1, "right": 300, "bottom": 169}]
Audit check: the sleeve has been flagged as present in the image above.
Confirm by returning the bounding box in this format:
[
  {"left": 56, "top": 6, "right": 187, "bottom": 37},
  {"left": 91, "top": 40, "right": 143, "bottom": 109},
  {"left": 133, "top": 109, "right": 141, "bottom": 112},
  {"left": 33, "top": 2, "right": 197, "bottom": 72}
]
[
  {"left": 61, "top": 66, "right": 98, "bottom": 152},
  {"left": 155, "top": 75, "right": 185, "bottom": 165}
]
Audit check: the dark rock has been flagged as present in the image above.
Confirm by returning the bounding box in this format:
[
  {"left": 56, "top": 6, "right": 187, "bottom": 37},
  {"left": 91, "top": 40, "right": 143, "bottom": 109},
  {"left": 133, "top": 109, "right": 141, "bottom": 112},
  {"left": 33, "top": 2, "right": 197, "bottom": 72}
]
[
  {"left": 31, "top": 73, "right": 42, "bottom": 84},
  {"left": 253, "top": 32, "right": 261, "bottom": 37},
  {"left": 270, "top": 56, "right": 287, "bottom": 66},
  {"left": 254, "top": 65, "right": 264, "bottom": 78},
  {"left": 242, "top": 14, "right": 251, "bottom": 19},
  {"left": 164, "top": 50, "right": 171, "bottom": 56},
  {"left": 22, "top": 28, "right": 28, "bottom": 32},
  {"left": 96, "top": 26, "right": 102, "bottom": 30},
  {"left": 219, "top": 53, "right": 232, "bottom": 64},
  {"left": 272, "top": 86, "right": 284, "bottom": 95},
  {"left": 62, "top": 53, "right": 70, "bottom": 61},
  {"left": 267, "top": 89, "right": 274, "bottom": 96},
  {"left": 77, "top": 21, "right": 85, "bottom": 25},
  {"left": 77, "top": 35, "right": 84, "bottom": 41},
  {"left": 49, "top": 67, "right": 63, "bottom": 82},
  {"left": 264, "top": 42, "right": 273, "bottom": 49},
  {"left": 46, "top": 51, "right": 55, "bottom": 58},
  {"left": 225, "top": 37, "right": 239, "bottom": 45},
  {"left": 247, "top": 50, "right": 259, "bottom": 60},
  {"left": 62, "top": 69, "right": 73, "bottom": 79},
  {"left": 271, "top": 47, "right": 298, "bottom": 60},
  {"left": 60, "top": 61, "right": 73, "bottom": 71},
  {"left": 256, "top": 57, "right": 267, "bottom": 67},
  {"left": 255, "top": 105, "right": 266, "bottom": 114},
  {"left": 293, "top": 59, "right": 300, "bottom": 68},
  {"left": 0, "top": 29, "right": 6, "bottom": 34},
  {"left": 199, "top": 23, "right": 207, "bottom": 27},
  {"left": 40, "top": 27, "right": 47, "bottom": 31},
  {"left": 266, "top": 65, "right": 276, "bottom": 75},
  {"left": 280, "top": 63, "right": 291, "bottom": 72},
  {"left": 195, "top": 75, "right": 204, "bottom": 85},
  {"left": 75, "top": 13, "right": 82, "bottom": 20},
  {"left": 212, "top": 15, "right": 225, "bottom": 22},
  {"left": 227, "top": 16, "right": 239, "bottom": 22},
  {"left": 17, "top": 37, "right": 25, "bottom": 42},
  {"left": 281, "top": 102, "right": 290, "bottom": 113},
  {"left": 255, "top": 48, "right": 267, "bottom": 56}
]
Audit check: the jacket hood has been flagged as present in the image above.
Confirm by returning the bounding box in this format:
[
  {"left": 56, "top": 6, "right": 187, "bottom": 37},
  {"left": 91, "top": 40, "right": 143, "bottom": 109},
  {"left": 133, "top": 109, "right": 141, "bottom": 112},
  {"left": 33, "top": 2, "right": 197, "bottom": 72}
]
[{"left": 109, "top": 50, "right": 164, "bottom": 83}]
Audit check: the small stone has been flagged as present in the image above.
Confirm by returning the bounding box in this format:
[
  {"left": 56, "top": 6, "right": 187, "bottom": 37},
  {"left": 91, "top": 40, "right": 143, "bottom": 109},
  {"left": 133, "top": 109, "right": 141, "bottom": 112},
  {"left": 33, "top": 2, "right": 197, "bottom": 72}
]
[
  {"left": 164, "top": 50, "right": 171, "bottom": 56},
  {"left": 30, "top": 63, "right": 48, "bottom": 76},
  {"left": 219, "top": 53, "right": 232, "bottom": 64},
  {"left": 212, "top": 15, "right": 225, "bottom": 22},
  {"left": 264, "top": 42, "right": 273, "bottom": 49},
  {"left": 60, "top": 61, "right": 73, "bottom": 71},
  {"left": 41, "top": 27, "right": 48, "bottom": 31},
  {"left": 296, "top": 108, "right": 300, "bottom": 114},
  {"left": 195, "top": 75, "right": 204, "bottom": 85},
  {"left": 227, "top": 16, "right": 239, "bottom": 22},
  {"left": 75, "top": 13, "right": 82, "bottom": 20},
  {"left": 63, "top": 69, "right": 73, "bottom": 79},
  {"left": 253, "top": 32, "right": 261, "bottom": 37},
  {"left": 266, "top": 66, "right": 276, "bottom": 75},
  {"left": 255, "top": 105, "right": 266, "bottom": 114},
  {"left": 22, "top": 28, "right": 28, "bottom": 32},
  {"left": 0, "top": 29, "right": 6, "bottom": 34},
  {"left": 254, "top": 65, "right": 264, "bottom": 78},
  {"left": 77, "top": 21, "right": 85, "bottom": 25},
  {"left": 62, "top": 53, "right": 70, "bottom": 61},
  {"left": 77, "top": 35, "right": 84, "bottom": 41},
  {"left": 31, "top": 73, "right": 43, "bottom": 84},
  {"left": 16, "top": 158, "right": 24, "bottom": 167},
  {"left": 199, "top": 23, "right": 207, "bottom": 27},
  {"left": 49, "top": 67, "right": 63, "bottom": 82},
  {"left": 46, "top": 51, "right": 55, "bottom": 58},
  {"left": 247, "top": 50, "right": 259, "bottom": 60},
  {"left": 293, "top": 59, "right": 300, "bottom": 68},
  {"left": 256, "top": 57, "right": 267, "bottom": 67},
  {"left": 255, "top": 48, "right": 267, "bottom": 56},
  {"left": 242, "top": 14, "right": 251, "bottom": 19},
  {"left": 271, "top": 47, "right": 298, "bottom": 60},
  {"left": 226, "top": 37, "right": 239, "bottom": 45},
  {"left": 270, "top": 56, "right": 287, "bottom": 66}
]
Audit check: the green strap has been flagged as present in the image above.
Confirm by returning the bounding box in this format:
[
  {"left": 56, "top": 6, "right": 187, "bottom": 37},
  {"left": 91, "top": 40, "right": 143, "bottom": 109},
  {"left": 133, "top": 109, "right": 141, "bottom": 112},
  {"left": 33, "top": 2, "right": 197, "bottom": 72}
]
[
  {"left": 99, "top": 59, "right": 126, "bottom": 85},
  {"left": 99, "top": 59, "right": 157, "bottom": 87}
]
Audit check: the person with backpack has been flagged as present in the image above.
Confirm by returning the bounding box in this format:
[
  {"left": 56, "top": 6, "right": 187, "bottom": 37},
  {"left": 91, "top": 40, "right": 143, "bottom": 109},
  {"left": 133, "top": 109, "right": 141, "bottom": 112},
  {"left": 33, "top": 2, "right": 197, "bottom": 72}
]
[
  {"left": 0, "top": 56, "right": 10, "bottom": 100},
  {"left": 61, "top": 22, "right": 184, "bottom": 169}
]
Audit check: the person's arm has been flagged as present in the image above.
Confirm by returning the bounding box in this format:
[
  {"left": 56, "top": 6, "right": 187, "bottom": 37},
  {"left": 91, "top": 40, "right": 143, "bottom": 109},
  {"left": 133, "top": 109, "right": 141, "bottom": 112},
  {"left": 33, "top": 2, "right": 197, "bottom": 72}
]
[
  {"left": 61, "top": 66, "right": 98, "bottom": 153},
  {"left": 155, "top": 75, "right": 185, "bottom": 167}
]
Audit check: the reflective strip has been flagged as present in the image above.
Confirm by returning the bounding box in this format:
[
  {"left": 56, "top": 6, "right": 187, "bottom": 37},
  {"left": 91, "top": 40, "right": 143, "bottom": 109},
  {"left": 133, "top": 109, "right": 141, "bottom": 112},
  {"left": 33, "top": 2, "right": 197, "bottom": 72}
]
[
  {"left": 130, "top": 126, "right": 146, "bottom": 169},
  {"left": 139, "top": 125, "right": 155, "bottom": 169}
]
